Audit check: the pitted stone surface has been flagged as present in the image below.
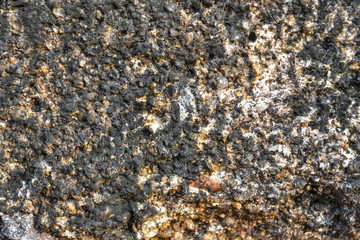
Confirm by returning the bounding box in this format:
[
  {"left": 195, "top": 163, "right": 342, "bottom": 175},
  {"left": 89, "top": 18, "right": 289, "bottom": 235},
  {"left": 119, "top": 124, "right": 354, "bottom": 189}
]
[{"left": 0, "top": 0, "right": 359, "bottom": 239}]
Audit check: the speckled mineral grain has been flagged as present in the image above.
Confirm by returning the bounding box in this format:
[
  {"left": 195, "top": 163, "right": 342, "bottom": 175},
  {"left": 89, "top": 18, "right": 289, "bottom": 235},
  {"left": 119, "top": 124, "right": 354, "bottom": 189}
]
[{"left": 0, "top": 0, "right": 359, "bottom": 239}]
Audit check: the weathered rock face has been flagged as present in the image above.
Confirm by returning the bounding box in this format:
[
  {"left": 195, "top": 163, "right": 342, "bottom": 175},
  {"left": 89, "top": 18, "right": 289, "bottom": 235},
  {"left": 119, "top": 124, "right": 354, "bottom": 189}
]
[
  {"left": 0, "top": 0, "right": 359, "bottom": 239},
  {"left": 0, "top": 213, "right": 54, "bottom": 240}
]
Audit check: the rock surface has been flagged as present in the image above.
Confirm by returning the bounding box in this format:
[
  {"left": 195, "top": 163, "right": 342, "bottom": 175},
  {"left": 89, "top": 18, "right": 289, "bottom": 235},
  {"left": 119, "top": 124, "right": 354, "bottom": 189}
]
[
  {"left": 0, "top": 0, "right": 359, "bottom": 239},
  {"left": 0, "top": 213, "right": 54, "bottom": 240}
]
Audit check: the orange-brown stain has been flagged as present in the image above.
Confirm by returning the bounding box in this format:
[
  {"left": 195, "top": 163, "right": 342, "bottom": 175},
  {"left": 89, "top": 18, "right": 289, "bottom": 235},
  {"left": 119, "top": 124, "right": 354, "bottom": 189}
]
[{"left": 190, "top": 177, "right": 226, "bottom": 192}]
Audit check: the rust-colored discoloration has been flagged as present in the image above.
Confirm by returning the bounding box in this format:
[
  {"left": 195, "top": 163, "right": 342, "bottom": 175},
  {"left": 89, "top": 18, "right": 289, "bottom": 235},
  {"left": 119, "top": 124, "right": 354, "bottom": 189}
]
[
  {"left": 190, "top": 177, "right": 226, "bottom": 192},
  {"left": 38, "top": 64, "right": 49, "bottom": 75}
]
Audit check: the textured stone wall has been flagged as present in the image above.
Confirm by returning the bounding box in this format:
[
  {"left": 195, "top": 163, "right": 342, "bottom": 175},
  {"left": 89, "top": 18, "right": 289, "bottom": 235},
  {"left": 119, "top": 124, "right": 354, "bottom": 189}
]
[{"left": 0, "top": 0, "right": 359, "bottom": 239}]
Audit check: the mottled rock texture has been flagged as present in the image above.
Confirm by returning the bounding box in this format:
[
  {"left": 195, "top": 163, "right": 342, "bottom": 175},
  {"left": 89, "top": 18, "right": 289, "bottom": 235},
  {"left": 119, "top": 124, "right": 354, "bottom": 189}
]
[{"left": 0, "top": 0, "right": 359, "bottom": 239}]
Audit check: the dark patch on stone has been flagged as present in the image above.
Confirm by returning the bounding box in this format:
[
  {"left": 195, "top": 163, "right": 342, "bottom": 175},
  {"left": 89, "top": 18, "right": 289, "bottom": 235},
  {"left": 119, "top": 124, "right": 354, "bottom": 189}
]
[{"left": 248, "top": 31, "right": 257, "bottom": 42}]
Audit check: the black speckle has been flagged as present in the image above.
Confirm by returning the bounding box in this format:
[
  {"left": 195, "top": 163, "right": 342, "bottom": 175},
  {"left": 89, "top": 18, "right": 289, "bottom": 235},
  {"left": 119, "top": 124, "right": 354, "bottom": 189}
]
[
  {"left": 141, "top": 126, "right": 152, "bottom": 137},
  {"left": 33, "top": 97, "right": 43, "bottom": 112},
  {"left": 248, "top": 32, "right": 257, "bottom": 42}
]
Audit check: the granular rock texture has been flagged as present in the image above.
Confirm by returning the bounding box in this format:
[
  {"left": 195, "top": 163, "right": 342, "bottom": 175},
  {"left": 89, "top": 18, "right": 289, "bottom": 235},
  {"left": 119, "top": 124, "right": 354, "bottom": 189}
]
[{"left": 0, "top": 0, "right": 359, "bottom": 239}]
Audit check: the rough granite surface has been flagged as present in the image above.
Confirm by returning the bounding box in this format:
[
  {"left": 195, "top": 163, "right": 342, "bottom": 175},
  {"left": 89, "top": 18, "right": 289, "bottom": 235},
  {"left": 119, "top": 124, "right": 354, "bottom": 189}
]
[{"left": 0, "top": 0, "right": 359, "bottom": 239}]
